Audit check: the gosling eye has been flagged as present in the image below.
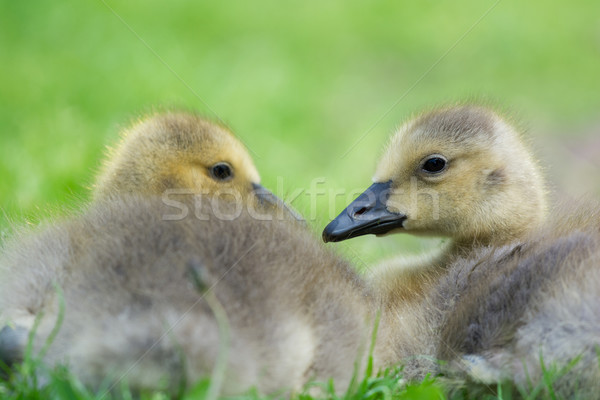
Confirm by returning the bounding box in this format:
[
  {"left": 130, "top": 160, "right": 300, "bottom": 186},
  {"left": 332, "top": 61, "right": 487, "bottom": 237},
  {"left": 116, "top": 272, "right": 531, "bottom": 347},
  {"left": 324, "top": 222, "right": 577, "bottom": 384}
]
[
  {"left": 209, "top": 162, "right": 234, "bottom": 181},
  {"left": 420, "top": 155, "right": 447, "bottom": 174}
]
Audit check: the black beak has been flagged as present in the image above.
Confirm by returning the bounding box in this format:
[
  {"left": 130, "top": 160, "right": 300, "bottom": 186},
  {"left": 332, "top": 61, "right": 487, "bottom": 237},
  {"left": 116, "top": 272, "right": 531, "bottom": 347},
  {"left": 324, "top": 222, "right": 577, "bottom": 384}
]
[
  {"left": 322, "top": 181, "right": 406, "bottom": 243},
  {"left": 252, "top": 183, "right": 305, "bottom": 223}
]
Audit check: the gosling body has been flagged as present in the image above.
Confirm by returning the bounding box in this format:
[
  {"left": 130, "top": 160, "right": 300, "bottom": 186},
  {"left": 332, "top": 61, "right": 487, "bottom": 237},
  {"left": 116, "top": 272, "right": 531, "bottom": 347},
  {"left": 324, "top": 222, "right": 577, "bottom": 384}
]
[
  {"left": 435, "top": 202, "right": 600, "bottom": 397},
  {"left": 0, "top": 196, "right": 372, "bottom": 395}
]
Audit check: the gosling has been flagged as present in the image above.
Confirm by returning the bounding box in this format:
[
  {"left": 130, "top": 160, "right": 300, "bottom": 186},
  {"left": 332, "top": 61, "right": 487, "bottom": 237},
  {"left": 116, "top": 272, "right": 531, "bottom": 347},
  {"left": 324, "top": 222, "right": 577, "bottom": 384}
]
[
  {"left": 322, "top": 105, "right": 548, "bottom": 376},
  {"left": 1, "top": 111, "right": 316, "bottom": 393},
  {"left": 323, "top": 105, "right": 600, "bottom": 396}
]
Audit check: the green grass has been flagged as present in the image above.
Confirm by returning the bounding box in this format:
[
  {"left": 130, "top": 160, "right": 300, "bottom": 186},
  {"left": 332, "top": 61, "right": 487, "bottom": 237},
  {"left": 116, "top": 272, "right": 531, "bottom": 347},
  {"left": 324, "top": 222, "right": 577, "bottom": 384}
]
[
  {"left": 1, "top": 1, "right": 599, "bottom": 398},
  {"left": 0, "top": 360, "right": 444, "bottom": 400},
  {"left": 0, "top": 349, "right": 580, "bottom": 400}
]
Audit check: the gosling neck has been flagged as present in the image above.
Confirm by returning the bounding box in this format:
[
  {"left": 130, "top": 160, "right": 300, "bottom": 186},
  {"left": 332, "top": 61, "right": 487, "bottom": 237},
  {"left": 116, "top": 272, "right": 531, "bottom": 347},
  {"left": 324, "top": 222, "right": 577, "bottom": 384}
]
[{"left": 377, "top": 236, "right": 495, "bottom": 308}]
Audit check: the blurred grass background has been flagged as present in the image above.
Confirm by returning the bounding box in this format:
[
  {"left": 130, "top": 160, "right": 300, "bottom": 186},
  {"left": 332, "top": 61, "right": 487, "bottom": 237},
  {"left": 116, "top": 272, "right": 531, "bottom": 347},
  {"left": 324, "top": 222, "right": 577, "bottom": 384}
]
[{"left": 1, "top": 0, "right": 599, "bottom": 265}]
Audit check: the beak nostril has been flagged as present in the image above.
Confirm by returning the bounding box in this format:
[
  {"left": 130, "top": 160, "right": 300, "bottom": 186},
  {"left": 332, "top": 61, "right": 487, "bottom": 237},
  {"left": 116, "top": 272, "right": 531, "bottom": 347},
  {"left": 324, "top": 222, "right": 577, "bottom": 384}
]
[{"left": 353, "top": 207, "right": 369, "bottom": 218}]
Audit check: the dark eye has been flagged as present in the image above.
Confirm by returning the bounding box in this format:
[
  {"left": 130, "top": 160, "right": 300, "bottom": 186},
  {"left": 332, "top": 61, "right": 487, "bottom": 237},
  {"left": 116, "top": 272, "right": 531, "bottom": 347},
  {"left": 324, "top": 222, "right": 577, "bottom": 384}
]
[
  {"left": 209, "top": 162, "right": 233, "bottom": 181},
  {"left": 421, "top": 156, "right": 447, "bottom": 174}
]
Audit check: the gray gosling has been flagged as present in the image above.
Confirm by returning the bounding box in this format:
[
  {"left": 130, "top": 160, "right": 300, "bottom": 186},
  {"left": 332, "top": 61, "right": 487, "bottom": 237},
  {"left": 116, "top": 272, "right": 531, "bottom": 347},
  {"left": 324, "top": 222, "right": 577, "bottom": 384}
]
[
  {"left": 324, "top": 105, "right": 600, "bottom": 396},
  {"left": 0, "top": 112, "right": 368, "bottom": 395},
  {"left": 322, "top": 105, "right": 548, "bottom": 376}
]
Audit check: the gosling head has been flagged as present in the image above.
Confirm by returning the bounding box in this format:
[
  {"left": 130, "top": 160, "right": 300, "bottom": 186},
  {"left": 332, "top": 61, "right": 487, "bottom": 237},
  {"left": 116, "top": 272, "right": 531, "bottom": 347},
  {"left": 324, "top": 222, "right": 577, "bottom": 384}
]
[
  {"left": 323, "top": 105, "right": 547, "bottom": 246},
  {"left": 95, "top": 112, "right": 300, "bottom": 219}
]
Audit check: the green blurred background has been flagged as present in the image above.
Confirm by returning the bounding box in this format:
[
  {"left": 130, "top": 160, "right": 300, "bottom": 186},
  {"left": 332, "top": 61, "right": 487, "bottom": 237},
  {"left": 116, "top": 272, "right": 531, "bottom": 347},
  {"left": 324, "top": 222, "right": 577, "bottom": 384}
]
[{"left": 1, "top": 0, "right": 599, "bottom": 266}]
